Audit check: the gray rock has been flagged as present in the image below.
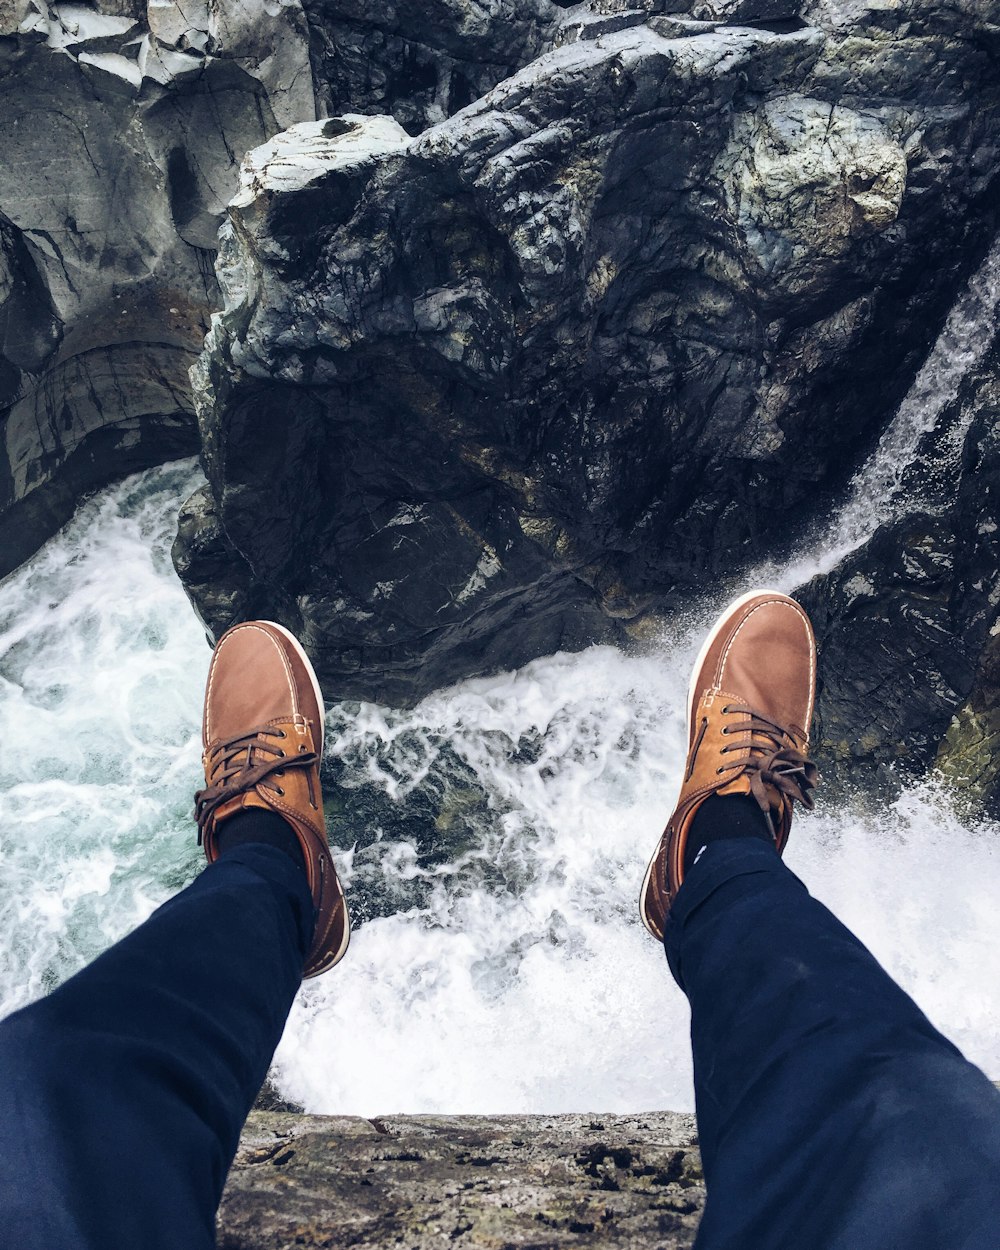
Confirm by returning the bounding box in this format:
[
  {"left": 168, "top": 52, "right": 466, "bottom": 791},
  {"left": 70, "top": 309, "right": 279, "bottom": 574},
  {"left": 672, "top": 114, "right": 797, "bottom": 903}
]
[
  {"left": 691, "top": 0, "right": 802, "bottom": 19},
  {"left": 171, "top": 482, "right": 252, "bottom": 637},
  {"left": 180, "top": 9, "right": 1000, "bottom": 705},
  {"left": 0, "top": 0, "right": 316, "bottom": 578},
  {"left": 716, "top": 94, "right": 908, "bottom": 303},
  {"left": 219, "top": 1110, "right": 703, "bottom": 1249},
  {"left": 304, "top": 0, "right": 561, "bottom": 135},
  {"left": 936, "top": 631, "right": 1000, "bottom": 815},
  {"left": 3, "top": 342, "right": 198, "bottom": 575},
  {"left": 930, "top": 383, "right": 1000, "bottom": 810}
]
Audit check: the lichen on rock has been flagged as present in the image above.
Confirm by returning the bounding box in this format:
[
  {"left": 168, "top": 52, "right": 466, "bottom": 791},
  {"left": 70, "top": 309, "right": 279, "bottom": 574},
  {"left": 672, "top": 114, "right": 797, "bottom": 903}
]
[
  {"left": 719, "top": 94, "right": 908, "bottom": 300},
  {"left": 219, "top": 1110, "right": 704, "bottom": 1249}
]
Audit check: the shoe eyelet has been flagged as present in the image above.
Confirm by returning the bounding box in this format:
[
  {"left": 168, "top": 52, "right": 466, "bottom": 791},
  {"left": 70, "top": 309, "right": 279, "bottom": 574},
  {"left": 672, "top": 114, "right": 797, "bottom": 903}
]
[
  {"left": 275, "top": 786, "right": 284, "bottom": 796},
  {"left": 722, "top": 705, "right": 731, "bottom": 714},
  {"left": 716, "top": 767, "right": 724, "bottom": 774},
  {"left": 276, "top": 769, "right": 285, "bottom": 777},
  {"left": 299, "top": 744, "right": 307, "bottom": 753},
  {"left": 277, "top": 730, "right": 286, "bottom": 739},
  {"left": 277, "top": 749, "right": 286, "bottom": 758}
]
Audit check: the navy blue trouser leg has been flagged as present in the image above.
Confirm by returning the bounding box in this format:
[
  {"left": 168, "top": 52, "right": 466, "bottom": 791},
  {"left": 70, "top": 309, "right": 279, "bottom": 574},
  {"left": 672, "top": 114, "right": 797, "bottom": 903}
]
[
  {"left": 0, "top": 845, "right": 314, "bottom": 1250},
  {"left": 665, "top": 838, "right": 1000, "bottom": 1250}
]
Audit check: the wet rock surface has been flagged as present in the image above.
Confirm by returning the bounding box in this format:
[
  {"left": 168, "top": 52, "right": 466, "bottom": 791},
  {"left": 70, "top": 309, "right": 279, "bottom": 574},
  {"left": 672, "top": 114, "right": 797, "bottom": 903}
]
[
  {"left": 219, "top": 1111, "right": 703, "bottom": 1249},
  {"left": 305, "top": 0, "right": 560, "bottom": 136},
  {"left": 930, "top": 345, "right": 1000, "bottom": 810},
  {"left": 0, "top": 0, "right": 316, "bottom": 576},
  {"left": 179, "top": 6, "right": 1000, "bottom": 706},
  {"left": 321, "top": 733, "right": 510, "bottom": 927},
  {"left": 804, "top": 335, "right": 1000, "bottom": 800}
]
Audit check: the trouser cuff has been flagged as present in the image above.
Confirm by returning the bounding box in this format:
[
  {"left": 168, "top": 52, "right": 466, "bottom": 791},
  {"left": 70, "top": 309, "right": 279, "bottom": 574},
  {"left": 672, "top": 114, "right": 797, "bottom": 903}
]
[
  {"left": 213, "top": 843, "right": 317, "bottom": 961},
  {"left": 663, "top": 838, "right": 802, "bottom": 989}
]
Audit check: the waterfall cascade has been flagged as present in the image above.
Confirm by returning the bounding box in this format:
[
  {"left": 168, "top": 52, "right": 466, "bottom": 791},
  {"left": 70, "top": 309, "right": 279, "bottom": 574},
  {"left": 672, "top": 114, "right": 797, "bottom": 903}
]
[
  {"left": 1, "top": 239, "right": 999, "bottom": 1112},
  {"left": 765, "top": 231, "right": 1000, "bottom": 592}
]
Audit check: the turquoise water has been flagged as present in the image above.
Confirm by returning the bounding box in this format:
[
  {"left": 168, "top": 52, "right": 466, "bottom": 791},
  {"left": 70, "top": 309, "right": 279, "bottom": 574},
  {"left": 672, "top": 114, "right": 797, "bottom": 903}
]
[{"left": 0, "top": 461, "right": 208, "bottom": 1012}]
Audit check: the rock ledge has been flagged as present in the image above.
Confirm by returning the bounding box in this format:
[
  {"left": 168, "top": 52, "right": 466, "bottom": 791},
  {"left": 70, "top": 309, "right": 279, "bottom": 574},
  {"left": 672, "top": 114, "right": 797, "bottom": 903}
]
[{"left": 220, "top": 1110, "right": 703, "bottom": 1248}]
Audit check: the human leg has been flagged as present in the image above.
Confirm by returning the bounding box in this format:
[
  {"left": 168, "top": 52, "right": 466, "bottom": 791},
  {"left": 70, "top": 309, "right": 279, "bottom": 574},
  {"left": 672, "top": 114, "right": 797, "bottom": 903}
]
[
  {"left": 640, "top": 591, "right": 1000, "bottom": 1248},
  {"left": 666, "top": 836, "right": 1000, "bottom": 1250},
  {"left": 0, "top": 840, "right": 312, "bottom": 1250},
  {"left": 0, "top": 620, "right": 351, "bottom": 1249}
]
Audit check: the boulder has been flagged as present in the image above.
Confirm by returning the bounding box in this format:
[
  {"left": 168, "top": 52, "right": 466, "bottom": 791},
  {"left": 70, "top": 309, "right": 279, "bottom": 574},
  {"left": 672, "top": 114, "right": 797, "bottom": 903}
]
[{"left": 179, "top": 9, "right": 1000, "bottom": 704}]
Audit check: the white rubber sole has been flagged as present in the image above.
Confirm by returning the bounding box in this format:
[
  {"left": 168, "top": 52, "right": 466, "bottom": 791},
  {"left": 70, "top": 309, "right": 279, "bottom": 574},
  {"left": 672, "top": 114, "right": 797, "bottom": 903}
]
[
  {"left": 261, "top": 620, "right": 352, "bottom": 973},
  {"left": 638, "top": 587, "right": 786, "bottom": 939}
]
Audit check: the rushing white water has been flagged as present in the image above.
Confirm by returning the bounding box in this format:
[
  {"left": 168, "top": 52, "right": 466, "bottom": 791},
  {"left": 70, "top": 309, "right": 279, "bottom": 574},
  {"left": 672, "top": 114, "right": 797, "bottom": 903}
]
[
  {"left": 2, "top": 236, "right": 999, "bottom": 1114},
  {"left": 274, "top": 652, "right": 1000, "bottom": 1115},
  {"left": 274, "top": 233, "right": 1000, "bottom": 1113},
  {"left": 0, "top": 462, "right": 209, "bottom": 1016}
]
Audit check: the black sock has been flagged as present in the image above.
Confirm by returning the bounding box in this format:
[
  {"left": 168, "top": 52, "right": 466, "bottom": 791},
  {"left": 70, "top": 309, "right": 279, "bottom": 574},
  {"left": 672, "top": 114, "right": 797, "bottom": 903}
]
[
  {"left": 683, "top": 793, "right": 774, "bottom": 874},
  {"left": 216, "top": 808, "right": 306, "bottom": 874}
]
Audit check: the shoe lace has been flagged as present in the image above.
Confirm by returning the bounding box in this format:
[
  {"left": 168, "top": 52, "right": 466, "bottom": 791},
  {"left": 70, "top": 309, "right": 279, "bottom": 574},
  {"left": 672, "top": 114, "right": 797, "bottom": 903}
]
[
  {"left": 194, "top": 725, "right": 319, "bottom": 845},
  {"left": 717, "top": 704, "right": 818, "bottom": 829}
]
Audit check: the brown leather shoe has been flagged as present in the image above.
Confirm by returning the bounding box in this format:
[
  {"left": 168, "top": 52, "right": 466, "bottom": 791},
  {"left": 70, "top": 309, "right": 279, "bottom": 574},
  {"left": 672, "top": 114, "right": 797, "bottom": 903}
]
[
  {"left": 639, "top": 590, "right": 819, "bottom": 941},
  {"left": 195, "top": 620, "right": 350, "bottom": 978}
]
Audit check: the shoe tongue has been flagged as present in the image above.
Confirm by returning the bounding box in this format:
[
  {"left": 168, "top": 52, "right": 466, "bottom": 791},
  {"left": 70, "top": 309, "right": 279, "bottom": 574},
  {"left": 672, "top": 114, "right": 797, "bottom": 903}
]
[
  {"left": 207, "top": 629, "right": 303, "bottom": 745},
  {"left": 717, "top": 608, "right": 813, "bottom": 734},
  {"left": 716, "top": 774, "right": 752, "bottom": 799},
  {"left": 212, "top": 791, "right": 269, "bottom": 826},
  {"left": 719, "top": 759, "right": 793, "bottom": 817}
]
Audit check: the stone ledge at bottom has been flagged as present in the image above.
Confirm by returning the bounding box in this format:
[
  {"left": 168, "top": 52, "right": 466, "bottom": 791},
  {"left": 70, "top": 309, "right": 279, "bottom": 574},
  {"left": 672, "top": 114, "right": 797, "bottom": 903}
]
[{"left": 219, "top": 1110, "right": 704, "bottom": 1248}]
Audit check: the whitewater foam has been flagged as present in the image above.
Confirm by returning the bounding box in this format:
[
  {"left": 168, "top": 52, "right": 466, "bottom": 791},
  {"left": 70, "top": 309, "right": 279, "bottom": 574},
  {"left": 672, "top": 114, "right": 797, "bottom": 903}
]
[
  {"left": 273, "top": 645, "right": 1000, "bottom": 1115},
  {"left": 0, "top": 461, "right": 208, "bottom": 1014},
  {"left": 2, "top": 467, "right": 999, "bottom": 1116},
  {"left": 272, "top": 234, "right": 1000, "bottom": 1113}
]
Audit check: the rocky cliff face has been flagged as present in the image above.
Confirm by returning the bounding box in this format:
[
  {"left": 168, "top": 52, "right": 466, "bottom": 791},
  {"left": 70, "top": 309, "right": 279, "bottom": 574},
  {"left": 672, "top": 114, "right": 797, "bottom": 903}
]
[
  {"left": 0, "top": 0, "right": 316, "bottom": 576},
  {"left": 177, "top": 1, "right": 1000, "bottom": 725},
  {"left": 802, "top": 328, "right": 1000, "bottom": 803},
  {"left": 304, "top": 0, "right": 561, "bottom": 135}
]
